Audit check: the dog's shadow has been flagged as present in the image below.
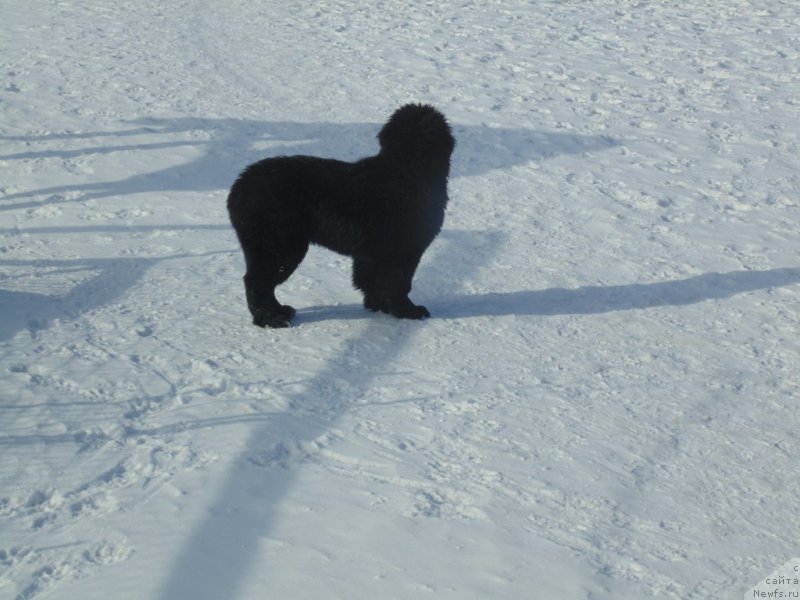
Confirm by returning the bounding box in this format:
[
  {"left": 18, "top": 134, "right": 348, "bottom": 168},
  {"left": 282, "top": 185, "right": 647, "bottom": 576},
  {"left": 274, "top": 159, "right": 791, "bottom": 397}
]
[{"left": 0, "top": 117, "right": 618, "bottom": 210}]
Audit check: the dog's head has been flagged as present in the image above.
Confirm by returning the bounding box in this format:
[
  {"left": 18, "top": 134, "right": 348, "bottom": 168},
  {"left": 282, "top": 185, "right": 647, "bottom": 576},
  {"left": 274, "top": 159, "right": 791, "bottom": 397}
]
[{"left": 378, "top": 104, "right": 455, "bottom": 170}]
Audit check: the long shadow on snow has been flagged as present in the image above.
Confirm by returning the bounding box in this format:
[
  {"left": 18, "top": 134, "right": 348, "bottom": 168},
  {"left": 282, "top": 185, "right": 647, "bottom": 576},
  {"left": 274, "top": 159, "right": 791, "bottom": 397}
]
[
  {"left": 0, "top": 225, "right": 230, "bottom": 342},
  {"left": 155, "top": 248, "right": 798, "bottom": 596},
  {"left": 0, "top": 251, "right": 224, "bottom": 342},
  {"left": 292, "top": 268, "right": 800, "bottom": 324},
  {"left": 437, "top": 268, "right": 800, "bottom": 318},
  {"left": 0, "top": 257, "right": 155, "bottom": 342},
  {"left": 1, "top": 116, "right": 618, "bottom": 211},
  {"left": 0, "top": 223, "right": 229, "bottom": 236},
  {"left": 155, "top": 230, "right": 504, "bottom": 600}
]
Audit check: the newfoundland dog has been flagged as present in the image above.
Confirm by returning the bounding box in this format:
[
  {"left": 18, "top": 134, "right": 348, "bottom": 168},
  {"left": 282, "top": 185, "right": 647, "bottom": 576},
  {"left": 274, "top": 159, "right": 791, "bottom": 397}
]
[{"left": 227, "top": 103, "right": 455, "bottom": 328}]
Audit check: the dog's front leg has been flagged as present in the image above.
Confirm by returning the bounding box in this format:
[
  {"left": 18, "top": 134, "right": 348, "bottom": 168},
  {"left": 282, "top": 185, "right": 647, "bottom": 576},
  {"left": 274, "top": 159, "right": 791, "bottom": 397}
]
[{"left": 376, "top": 262, "right": 430, "bottom": 320}]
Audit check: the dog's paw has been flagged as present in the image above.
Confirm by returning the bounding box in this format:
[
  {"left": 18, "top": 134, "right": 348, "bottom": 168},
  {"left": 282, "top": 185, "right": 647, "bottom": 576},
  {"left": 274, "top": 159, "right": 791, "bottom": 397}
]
[
  {"left": 392, "top": 303, "right": 430, "bottom": 320},
  {"left": 407, "top": 304, "right": 430, "bottom": 320},
  {"left": 364, "top": 296, "right": 429, "bottom": 320},
  {"left": 253, "top": 315, "right": 288, "bottom": 328},
  {"left": 253, "top": 305, "right": 296, "bottom": 329},
  {"left": 363, "top": 296, "right": 382, "bottom": 312},
  {"left": 258, "top": 315, "right": 292, "bottom": 328}
]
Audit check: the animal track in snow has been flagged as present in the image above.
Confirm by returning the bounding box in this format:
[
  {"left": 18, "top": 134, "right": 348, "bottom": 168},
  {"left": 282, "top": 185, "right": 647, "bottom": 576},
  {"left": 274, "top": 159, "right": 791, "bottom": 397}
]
[{"left": 3, "top": 541, "right": 132, "bottom": 600}]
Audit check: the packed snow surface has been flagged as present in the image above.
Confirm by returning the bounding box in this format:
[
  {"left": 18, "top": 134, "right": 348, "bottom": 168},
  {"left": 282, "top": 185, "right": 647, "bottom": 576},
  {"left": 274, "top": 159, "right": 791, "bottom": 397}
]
[{"left": 2, "top": 2, "right": 800, "bottom": 599}]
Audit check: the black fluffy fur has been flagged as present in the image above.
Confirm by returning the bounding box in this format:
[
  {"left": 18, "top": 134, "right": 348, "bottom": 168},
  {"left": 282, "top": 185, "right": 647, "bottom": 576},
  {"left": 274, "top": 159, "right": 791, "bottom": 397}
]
[{"left": 227, "top": 103, "right": 455, "bottom": 328}]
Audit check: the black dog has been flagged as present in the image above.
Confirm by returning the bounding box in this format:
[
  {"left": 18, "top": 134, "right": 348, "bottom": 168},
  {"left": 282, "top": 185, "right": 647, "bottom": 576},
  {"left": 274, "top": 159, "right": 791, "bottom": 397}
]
[{"left": 227, "top": 103, "right": 455, "bottom": 328}]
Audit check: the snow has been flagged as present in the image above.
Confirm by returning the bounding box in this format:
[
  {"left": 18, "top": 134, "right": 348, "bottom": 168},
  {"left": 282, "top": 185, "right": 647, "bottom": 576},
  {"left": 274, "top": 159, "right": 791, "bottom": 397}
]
[{"left": 2, "top": 1, "right": 800, "bottom": 598}]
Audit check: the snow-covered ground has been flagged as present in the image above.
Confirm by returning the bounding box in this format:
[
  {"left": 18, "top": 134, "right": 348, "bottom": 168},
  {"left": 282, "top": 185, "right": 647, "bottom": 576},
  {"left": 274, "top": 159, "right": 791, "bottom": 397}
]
[{"left": 2, "top": 1, "right": 800, "bottom": 598}]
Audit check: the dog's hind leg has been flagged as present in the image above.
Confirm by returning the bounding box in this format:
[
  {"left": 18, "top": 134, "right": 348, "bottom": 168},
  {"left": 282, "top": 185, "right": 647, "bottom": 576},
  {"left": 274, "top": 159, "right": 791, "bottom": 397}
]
[{"left": 242, "top": 239, "right": 308, "bottom": 328}]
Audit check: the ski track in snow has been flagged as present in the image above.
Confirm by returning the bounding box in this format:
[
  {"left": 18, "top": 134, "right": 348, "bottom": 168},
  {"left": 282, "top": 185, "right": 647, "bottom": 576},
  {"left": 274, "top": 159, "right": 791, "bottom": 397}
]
[{"left": 2, "top": 1, "right": 800, "bottom": 599}]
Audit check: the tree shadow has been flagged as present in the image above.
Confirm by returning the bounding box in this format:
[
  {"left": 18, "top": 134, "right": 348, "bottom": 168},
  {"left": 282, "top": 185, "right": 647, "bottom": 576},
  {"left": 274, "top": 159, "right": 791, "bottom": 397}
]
[
  {"left": 290, "top": 268, "right": 800, "bottom": 324},
  {"left": 436, "top": 267, "right": 800, "bottom": 318},
  {"left": 153, "top": 229, "right": 504, "bottom": 600},
  {"left": 1, "top": 116, "right": 618, "bottom": 211},
  {"left": 0, "top": 257, "right": 152, "bottom": 342},
  {"left": 0, "top": 251, "right": 225, "bottom": 342},
  {"left": 0, "top": 223, "right": 230, "bottom": 236}
]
